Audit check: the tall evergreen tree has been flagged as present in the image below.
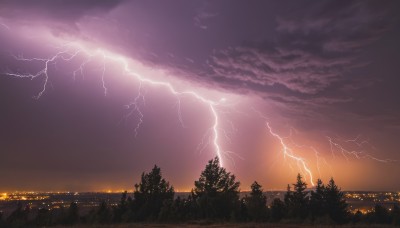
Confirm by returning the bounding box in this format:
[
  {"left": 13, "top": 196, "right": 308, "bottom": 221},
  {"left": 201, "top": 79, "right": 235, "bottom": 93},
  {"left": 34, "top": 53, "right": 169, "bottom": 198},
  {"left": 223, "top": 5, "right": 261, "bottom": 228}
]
[
  {"left": 132, "top": 165, "right": 174, "bottom": 221},
  {"left": 310, "top": 179, "right": 325, "bottom": 219},
  {"left": 324, "top": 178, "right": 348, "bottom": 224},
  {"left": 245, "top": 181, "right": 268, "bottom": 221},
  {"left": 291, "top": 173, "right": 309, "bottom": 219},
  {"left": 192, "top": 157, "right": 240, "bottom": 220},
  {"left": 284, "top": 184, "right": 293, "bottom": 217}
]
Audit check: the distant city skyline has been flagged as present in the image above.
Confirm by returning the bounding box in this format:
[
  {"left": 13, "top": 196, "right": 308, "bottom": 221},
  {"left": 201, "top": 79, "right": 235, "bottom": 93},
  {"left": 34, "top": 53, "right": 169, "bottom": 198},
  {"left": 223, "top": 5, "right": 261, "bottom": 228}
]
[{"left": 1, "top": 0, "right": 400, "bottom": 192}]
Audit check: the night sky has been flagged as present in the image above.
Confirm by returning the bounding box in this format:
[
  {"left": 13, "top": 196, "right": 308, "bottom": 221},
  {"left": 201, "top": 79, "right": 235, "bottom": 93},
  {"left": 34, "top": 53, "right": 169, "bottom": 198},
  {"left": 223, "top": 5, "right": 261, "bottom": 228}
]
[{"left": 1, "top": 0, "right": 400, "bottom": 192}]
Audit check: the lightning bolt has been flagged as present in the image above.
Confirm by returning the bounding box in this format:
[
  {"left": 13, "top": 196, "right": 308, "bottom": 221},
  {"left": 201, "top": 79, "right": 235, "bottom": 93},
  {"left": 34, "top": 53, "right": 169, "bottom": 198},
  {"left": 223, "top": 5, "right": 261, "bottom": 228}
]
[
  {"left": 100, "top": 53, "right": 107, "bottom": 96},
  {"left": 252, "top": 104, "right": 396, "bottom": 186},
  {"left": 5, "top": 43, "right": 228, "bottom": 167},
  {"left": 310, "top": 146, "right": 334, "bottom": 179},
  {"left": 327, "top": 136, "right": 395, "bottom": 163},
  {"left": 252, "top": 108, "right": 315, "bottom": 186},
  {"left": 3, "top": 32, "right": 396, "bottom": 184},
  {"left": 194, "top": 106, "right": 244, "bottom": 167},
  {"left": 124, "top": 81, "right": 145, "bottom": 138},
  {"left": 345, "top": 135, "right": 376, "bottom": 149},
  {"left": 265, "top": 122, "right": 315, "bottom": 186},
  {"left": 286, "top": 131, "right": 334, "bottom": 179},
  {"left": 6, "top": 52, "right": 66, "bottom": 99}
]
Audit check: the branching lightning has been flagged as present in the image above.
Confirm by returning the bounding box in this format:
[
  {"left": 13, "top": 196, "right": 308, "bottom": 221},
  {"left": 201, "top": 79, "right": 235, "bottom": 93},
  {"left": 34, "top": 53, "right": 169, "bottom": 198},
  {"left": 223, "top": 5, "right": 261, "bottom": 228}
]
[
  {"left": 310, "top": 147, "right": 334, "bottom": 179},
  {"left": 327, "top": 136, "right": 395, "bottom": 163},
  {"left": 4, "top": 34, "right": 396, "bottom": 186},
  {"left": 6, "top": 52, "right": 67, "bottom": 99},
  {"left": 5, "top": 43, "right": 229, "bottom": 166},
  {"left": 252, "top": 107, "right": 394, "bottom": 187},
  {"left": 265, "top": 122, "right": 315, "bottom": 186},
  {"left": 124, "top": 81, "right": 145, "bottom": 138},
  {"left": 252, "top": 109, "right": 315, "bottom": 186}
]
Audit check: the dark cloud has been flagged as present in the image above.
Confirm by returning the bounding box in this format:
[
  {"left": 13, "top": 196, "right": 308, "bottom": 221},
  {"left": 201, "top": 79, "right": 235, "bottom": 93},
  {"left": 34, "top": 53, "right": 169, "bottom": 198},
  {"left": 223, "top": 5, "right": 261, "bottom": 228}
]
[
  {"left": 0, "top": 0, "right": 125, "bottom": 21},
  {"left": 207, "top": 1, "right": 396, "bottom": 96},
  {"left": 208, "top": 45, "right": 354, "bottom": 95}
]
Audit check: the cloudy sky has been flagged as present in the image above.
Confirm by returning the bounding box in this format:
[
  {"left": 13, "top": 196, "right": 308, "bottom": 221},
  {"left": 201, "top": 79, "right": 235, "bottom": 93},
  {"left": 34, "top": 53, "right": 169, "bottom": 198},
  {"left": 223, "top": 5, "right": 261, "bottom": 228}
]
[{"left": 1, "top": 0, "right": 400, "bottom": 192}]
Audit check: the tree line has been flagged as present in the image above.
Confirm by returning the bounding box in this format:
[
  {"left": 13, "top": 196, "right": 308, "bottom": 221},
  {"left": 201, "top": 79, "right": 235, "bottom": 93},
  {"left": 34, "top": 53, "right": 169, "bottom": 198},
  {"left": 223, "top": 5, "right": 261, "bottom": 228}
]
[{"left": 1, "top": 157, "right": 399, "bottom": 227}]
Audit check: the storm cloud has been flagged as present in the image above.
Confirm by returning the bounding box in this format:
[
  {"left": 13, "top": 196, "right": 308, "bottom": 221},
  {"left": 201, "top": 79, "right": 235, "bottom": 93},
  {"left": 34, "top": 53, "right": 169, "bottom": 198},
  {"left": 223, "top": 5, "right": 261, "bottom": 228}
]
[{"left": 1, "top": 0, "right": 400, "bottom": 191}]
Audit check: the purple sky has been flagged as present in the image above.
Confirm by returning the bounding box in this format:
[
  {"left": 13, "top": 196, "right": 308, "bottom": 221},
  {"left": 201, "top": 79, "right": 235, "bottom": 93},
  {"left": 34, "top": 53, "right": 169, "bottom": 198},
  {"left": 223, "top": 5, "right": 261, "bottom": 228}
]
[{"left": 1, "top": 0, "right": 400, "bottom": 192}]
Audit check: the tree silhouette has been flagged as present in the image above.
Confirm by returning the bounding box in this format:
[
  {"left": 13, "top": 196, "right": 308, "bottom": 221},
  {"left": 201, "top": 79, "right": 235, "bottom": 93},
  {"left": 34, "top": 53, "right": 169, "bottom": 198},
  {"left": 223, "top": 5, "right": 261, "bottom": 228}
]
[
  {"left": 132, "top": 165, "right": 174, "bottom": 221},
  {"left": 284, "top": 184, "right": 293, "bottom": 218},
  {"left": 158, "top": 197, "right": 188, "bottom": 221},
  {"left": 291, "top": 173, "right": 309, "bottom": 219},
  {"left": 270, "top": 198, "right": 286, "bottom": 222},
  {"left": 113, "top": 191, "right": 129, "bottom": 222},
  {"left": 192, "top": 157, "right": 240, "bottom": 219},
  {"left": 0, "top": 170, "right": 395, "bottom": 226},
  {"left": 245, "top": 181, "right": 268, "bottom": 221},
  {"left": 310, "top": 179, "right": 325, "bottom": 220},
  {"left": 324, "top": 178, "right": 348, "bottom": 224}
]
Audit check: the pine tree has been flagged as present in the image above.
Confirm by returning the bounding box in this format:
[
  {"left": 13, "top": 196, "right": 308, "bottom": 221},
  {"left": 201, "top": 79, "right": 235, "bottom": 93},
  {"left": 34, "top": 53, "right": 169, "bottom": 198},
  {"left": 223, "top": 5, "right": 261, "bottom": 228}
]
[
  {"left": 132, "top": 165, "right": 174, "bottom": 221},
  {"left": 324, "top": 178, "right": 348, "bottom": 224},
  {"left": 284, "top": 183, "right": 293, "bottom": 218},
  {"left": 245, "top": 181, "right": 268, "bottom": 221},
  {"left": 192, "top": 157, "right": 240, "bottom": 220},
  {"left": 291, "top": 173, "right": 309, "bottom": 219},
  {"left": 310, "top": 179, "right": 325, "bottom": 219}
]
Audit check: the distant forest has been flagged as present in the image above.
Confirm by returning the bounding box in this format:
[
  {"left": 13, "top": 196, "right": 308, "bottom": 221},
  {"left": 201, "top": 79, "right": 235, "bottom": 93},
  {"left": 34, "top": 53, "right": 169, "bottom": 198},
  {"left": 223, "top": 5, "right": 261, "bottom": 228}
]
[{"left": 1, "top": 157, "right": 399, "bottom": 227}]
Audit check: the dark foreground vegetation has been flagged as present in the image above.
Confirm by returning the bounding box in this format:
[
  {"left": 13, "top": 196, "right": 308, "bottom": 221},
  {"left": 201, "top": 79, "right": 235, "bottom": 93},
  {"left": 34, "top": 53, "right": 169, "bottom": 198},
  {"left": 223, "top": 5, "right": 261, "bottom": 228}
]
[{"left": 1, "top": 157, "right": 399, "bottom": 227}]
